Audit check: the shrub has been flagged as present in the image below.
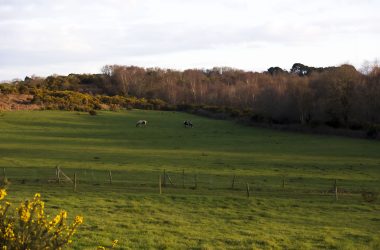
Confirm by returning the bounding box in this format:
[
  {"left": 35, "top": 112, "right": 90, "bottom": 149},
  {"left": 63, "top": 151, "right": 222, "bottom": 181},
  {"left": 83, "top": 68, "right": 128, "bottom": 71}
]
[
  {"left": 366, "top": 124, "right": 378, "bottom": 139},
  {"left": 348, "top": 121, "right": 364, "bottom": 130},
  {"left": 229, "top": 109, "right": 243, "bottom": 118},
  {"left": 149, "top": 98, "right": 166, "bottom": 110},
  {"left": 202, "top": 105, "right": 222, "bottom": 113},
  {"left": 93, "top": 102, "right": 103, "bottom": 110},
  {"left": 109, "top": 104, "right": 119, "bottom": 111},
  {"left": 176, "top": 104, "right": 195, "bottom": 111},
  {"left": 89, "top": 110, "right": 97, "bottom": 116},
  {"left": 250, "top": 114, "right": 266, "bottom": 123},
  {"left": 142, "top": 103, "right": 154, "bottom": 110},
  {"left": 325, "top": 118, "right": 342, "bottom": 128},
  {"left": 161, "top": 104, "right": 176, "bottom": 111},
  {"left": 0, "top": 189, "right": 83, "bottom": 249},
  {"left": 308, "top": 120, "right": 321, "bottom": 128}
]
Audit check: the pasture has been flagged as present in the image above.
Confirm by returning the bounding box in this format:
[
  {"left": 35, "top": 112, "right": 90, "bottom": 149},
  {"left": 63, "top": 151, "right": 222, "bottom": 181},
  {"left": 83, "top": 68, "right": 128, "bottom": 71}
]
[{"left": 0, "top": 110, "right": 379, "bottom": 249}]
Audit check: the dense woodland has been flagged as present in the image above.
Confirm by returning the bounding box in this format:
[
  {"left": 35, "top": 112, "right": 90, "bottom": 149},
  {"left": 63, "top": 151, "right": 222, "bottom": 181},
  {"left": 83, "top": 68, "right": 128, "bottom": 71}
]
[{"left": 1, "top": 63, "right": 379, "bottom": 137}]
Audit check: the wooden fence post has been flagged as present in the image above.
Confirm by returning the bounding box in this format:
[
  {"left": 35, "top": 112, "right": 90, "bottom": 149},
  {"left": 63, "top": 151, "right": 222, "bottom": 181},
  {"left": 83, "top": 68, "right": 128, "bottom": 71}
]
[
  {"left": 194, "top": 174, "right": 197, "bottom": 189},
  {"left": 231, "top": 175, "right": 236, "bottom": 189},
  {"left": 109, "top": 170, "right": 112, "bottom": 185},
  {"left": 2, "top": 167, "right": 6, "bottom": 184},
  {"left": 182, "top": 169, "right": 185, "bottom": 188},
  {"left": 163, "top": 169, "right": 166, "bottom": 187},
  {"left": 246, "top": 183, "right": 250, "bottom": 198},
  {"left": 159, "top": 175, "right": 162, "bottom": 195},
  {"left": 334, "top": 179, "right": 338, "bottom": 201},
  {"left": 282, "top": 176, "right": 285, "bottom": 189},
  {"left": 73, "top": 173, "right": 77, "bottom": 192},
  {"left": 57, "top": 167, "right": 61, "bottom": 184}
]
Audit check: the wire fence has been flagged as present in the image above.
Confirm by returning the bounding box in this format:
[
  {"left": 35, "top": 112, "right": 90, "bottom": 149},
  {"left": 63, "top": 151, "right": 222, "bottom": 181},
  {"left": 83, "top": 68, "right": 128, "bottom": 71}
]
[{"left": 1, "top": 167, "right": 379, "bottom": 201}]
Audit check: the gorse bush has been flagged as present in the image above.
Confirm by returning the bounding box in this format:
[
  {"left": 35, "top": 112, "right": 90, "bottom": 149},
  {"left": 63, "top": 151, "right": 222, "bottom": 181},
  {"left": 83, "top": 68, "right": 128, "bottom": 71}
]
[
  {"left": 31, "top": 90, "right": 170, "bottom": 112},
  {"left": 0, "top": 189, "right": 83, "bottom": 249},
  {"left": 89, "top": 110, "right": 98, "bottom": 116}
]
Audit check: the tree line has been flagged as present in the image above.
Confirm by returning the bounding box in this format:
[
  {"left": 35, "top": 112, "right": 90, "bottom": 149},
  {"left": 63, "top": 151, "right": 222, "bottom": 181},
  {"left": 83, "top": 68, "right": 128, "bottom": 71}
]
[{"left": 1, "top": 63, "right": 379, "bottom": 137}]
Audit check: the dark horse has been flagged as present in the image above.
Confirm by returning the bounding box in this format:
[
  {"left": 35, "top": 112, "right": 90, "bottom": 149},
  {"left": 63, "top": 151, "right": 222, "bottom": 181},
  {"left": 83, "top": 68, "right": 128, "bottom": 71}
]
[{"left": 184, "top": 120, "right": 193, "bottom": 128}]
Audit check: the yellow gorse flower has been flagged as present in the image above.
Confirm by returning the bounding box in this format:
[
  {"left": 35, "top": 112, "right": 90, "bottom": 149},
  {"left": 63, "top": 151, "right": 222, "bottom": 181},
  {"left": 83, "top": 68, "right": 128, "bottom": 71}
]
[
  {"left": 19, "top": 204, "right": 31, "bottom": 222},
  {"left": 74, "top": 215, "right": 84, "bottom": 224},
  {"left": 1, "top": 192, "right": 84, "bottom": 249},
  {"left": 50, "top": 214, "right": 62, "bottom": 227},
  {"left": 112, "top": 239, "right": 118, "bottom": 248},
  {"left": 60, "top": 210, "right": 68, "bottom": 220},
  {"left": 4, "top": 223, "right": 15, "bottom": 240},
  {"left": 0, "top": 189, "right": 7, "bottom": 200}
]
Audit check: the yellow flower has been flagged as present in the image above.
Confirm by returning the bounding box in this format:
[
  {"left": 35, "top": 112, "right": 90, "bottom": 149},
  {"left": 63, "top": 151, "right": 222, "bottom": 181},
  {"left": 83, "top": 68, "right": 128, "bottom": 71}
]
[
  {"left": 74, "top": 215, "right": 84, "bottom": 224},
  {"left": 4, "top": 223, "right": 15, "bottom": 240},
  {"left": 37, "top": 201, "right": 45, "bottom": 219},
  {"left": 19, "top": 207, "right": 31, "bottom": 222},
  {"left": 112, "top": 239, "right": 118, "bottom": 248},
  {"left": 1, "top": 191, "right": 83, "bottom": 248},
  {"left": 34, "top": 193, "right": 41, "bottom": 201},
  {"left": 50, "top": 214, "right": 61, "bottom": 226},
  {"left": 60, "top": 210, "right": 68, "bottom": 219},
  {"left": 0, "top": 189, "right": 7, "bottom": 200}
]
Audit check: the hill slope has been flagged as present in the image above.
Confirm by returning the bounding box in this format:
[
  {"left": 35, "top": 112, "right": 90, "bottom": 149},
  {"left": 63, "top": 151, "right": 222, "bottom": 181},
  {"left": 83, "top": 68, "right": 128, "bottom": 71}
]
[{"left": 0, "top": 110, "right": 379, "bottom": 249}]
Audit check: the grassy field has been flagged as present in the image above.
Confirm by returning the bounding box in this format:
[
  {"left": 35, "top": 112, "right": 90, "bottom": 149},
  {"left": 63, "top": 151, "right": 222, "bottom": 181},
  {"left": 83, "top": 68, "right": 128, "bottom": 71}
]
[{"left": 0, "top": 110, "right": 379, "bottom": 249}]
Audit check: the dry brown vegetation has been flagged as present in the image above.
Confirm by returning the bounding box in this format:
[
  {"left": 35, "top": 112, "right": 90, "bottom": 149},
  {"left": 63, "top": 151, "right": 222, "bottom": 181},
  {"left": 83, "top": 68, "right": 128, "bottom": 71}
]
[{"left": 0, "top": 94, "right": 40, "bottom": 111}]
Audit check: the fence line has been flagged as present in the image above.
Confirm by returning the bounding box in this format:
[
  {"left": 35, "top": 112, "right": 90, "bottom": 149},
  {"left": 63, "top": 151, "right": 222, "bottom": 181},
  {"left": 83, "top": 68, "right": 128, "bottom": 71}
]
[{"left": 0, "top": 167, "right": 377, "bottom": 201}]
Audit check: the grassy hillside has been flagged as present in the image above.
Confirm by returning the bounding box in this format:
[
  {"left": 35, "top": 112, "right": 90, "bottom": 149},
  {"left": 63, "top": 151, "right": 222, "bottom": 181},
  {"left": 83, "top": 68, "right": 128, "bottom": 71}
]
[{"left": 0, "top": 110, "right": 379, "bottom": 249}]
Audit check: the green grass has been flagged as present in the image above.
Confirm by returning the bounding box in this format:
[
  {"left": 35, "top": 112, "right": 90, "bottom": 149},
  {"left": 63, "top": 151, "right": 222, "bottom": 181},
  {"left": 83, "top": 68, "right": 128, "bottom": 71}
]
[{"left": 0, "top": 110, "right": 379, "bottom": 249}]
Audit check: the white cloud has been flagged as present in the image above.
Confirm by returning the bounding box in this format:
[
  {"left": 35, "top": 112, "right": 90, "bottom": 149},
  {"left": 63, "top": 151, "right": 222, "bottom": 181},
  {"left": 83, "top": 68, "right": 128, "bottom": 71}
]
[{"left": 0, "top": 0, "right": 379, "bottom": 80}]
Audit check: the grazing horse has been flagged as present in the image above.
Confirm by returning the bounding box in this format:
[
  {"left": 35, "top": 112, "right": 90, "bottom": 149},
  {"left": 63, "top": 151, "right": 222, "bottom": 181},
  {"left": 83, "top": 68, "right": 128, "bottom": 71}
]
[
  {"left": 136, "top": 120, "right": 147, "bottom": 127},
  {"left": 184, "top": 120, "right": 193, "bottom": 128}
]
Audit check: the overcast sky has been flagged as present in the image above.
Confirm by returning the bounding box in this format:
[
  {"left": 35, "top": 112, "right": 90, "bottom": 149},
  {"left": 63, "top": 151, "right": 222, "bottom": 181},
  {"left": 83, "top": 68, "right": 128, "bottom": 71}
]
[{"left": 0, "top": 0, "right": 379, "bottom": 80}]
